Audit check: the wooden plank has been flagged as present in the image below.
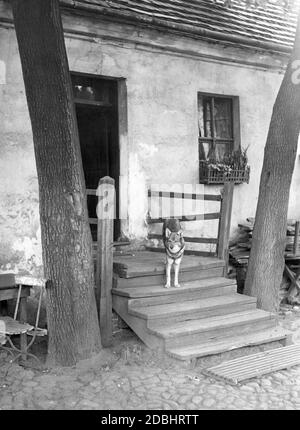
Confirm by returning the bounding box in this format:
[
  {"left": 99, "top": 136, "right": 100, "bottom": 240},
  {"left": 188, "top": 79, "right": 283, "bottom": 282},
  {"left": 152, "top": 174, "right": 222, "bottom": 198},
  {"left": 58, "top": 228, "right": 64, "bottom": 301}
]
[
  {"left": 217, "top": 183, "right": 234, "bottom": 271},
  {"left": 74, "top": 98, "right": 112, "bottom": 108},
  {"left": 95, "top": 176, "right": 114, "bottom": 347},
  {"left": 167, "top": 327, "right": 291, "bottom": 361},
  {"left": 293, "top": 221, "right": 300, "bottom": 255},
  {"left": 147, "top": 213, "right": 221, "bottom": 223},
  {"left": 150, "top": 309, "right": 274, "bottom": 339},
  {"left": 148, "top": 234, "right": 218, "bottom": 244},
  {"left": 15, "top": 276, "right": 46, "bottom": 287},
  {"left": 146, "top": 246, "right": 216, "bottom": 258},
  {"left": 129, "top": 294, "right": 256, "bottom": 320},
  {"left": 284, "top": 264, "right": 300, "bottom": 296},
  {"left": 148, "top": 190, "right": 221, "bottom": 201},
  {"left": 0, "top": 273, "right": 16, "bottom": 289},
  {"left": 113, "top": 241, "right": 131, "bottom": 247},
  {"left": 204, "top": 344, "right": 300, "bottom": 385},
  {"left": 113, "top": 251, "right": 224, "bottom": 278},
  {"left": 0, "top": 287, "right": 30, "bottom": 301},
  {"left": 113, "top": 277, "right": 236, "bottom": 297},
  {"left": 113, "top": 266, "right": 225, "bottom": 288},
  {"left": 93, "top": 241, "right": 131, "bottom": 250},
  {"left": 86, "top": 188, "right": 97, "bottom": 196}
]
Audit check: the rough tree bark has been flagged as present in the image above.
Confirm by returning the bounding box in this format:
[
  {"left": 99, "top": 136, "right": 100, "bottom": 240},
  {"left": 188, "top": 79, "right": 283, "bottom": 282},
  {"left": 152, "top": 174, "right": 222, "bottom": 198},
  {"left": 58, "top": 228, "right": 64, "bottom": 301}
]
[
  {"left": 244, "top": 11, "right": 300, "bottom": 312},
  {"left": 11, "top": 0, "right": 101, "bottom": 366}
]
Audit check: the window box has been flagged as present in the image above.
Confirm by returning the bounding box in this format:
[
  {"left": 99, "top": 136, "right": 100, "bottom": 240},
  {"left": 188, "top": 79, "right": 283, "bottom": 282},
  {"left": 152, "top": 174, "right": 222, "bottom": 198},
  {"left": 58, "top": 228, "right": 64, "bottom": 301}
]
[{"left": 199, "top": 160, "right": 250, "bottom": 185}]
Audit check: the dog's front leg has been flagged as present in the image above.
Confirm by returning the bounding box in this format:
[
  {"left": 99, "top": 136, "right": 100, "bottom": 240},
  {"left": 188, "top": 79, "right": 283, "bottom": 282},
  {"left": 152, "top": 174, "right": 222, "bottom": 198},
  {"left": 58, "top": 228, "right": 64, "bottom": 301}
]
[
  {"left": 174, "top": 256, "right": 182, "bottom": 288},
  {"left": 165, "top": 256, "right": 172, "bottom": 288}
]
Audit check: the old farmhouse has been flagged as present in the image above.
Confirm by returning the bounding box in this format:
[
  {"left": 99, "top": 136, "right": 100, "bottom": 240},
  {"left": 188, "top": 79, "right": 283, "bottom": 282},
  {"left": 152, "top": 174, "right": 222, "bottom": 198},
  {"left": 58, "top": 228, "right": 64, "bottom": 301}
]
[{"left": 0, "top": 0, "right": 299, "bottom": 277}]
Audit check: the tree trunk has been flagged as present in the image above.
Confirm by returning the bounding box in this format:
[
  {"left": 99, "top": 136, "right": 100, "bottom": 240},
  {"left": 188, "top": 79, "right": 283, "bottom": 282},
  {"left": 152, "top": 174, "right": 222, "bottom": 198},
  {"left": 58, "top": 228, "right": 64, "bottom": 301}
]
[
  {"left": 11, "top": 0, "right": 101, "bottom": 366},
  {"left": 244, "top": 11, "right": 300, "bottom": 312}
]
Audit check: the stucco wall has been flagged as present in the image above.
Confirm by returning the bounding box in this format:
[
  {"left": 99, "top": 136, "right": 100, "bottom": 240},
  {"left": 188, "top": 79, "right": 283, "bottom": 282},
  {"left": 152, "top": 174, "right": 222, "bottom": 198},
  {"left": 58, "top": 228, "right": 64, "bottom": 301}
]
[
  {"left": 0, "top": 5, "right": 299, "bottom": 273},
  {"left": 0, "top": 22, "right": 42, "bottom": 276}
]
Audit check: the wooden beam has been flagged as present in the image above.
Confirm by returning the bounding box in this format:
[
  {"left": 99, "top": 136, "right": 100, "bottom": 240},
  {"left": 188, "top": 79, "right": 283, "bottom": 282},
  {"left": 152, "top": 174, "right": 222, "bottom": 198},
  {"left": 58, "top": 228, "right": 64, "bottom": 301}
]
[
  {"left": 148, "top": 234, "right": 218, "bottom": 244},
  {"left": 86, "top": 188, "right": 97, "bottom": 196},
  {"left": 217, "top": 183, "right": 234, "bottom": 272},
  {"left": 74, "top": 98, "right": 112, "bottom": 108},
  {"left": 95, "top": 176, "right": 114, "bottom": 347},
  {"left": 147, "top": 213, "right": 221, "bottom": 224},
  {"left": 146, "top": 246, "right": 216, "bottom": 257},
  {"left": 284, "top": 264, "right": 300, "bottom": 295},
  {"left": 148, "top": 190, "right": 221, "bottom": 201}
]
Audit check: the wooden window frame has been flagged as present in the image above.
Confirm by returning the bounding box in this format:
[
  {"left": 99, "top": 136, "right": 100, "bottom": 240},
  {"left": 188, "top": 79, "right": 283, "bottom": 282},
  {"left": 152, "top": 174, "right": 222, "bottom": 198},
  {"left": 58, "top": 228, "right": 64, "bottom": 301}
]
[{"left": 198, "top": 92, "right": 241, "bottom": 160}]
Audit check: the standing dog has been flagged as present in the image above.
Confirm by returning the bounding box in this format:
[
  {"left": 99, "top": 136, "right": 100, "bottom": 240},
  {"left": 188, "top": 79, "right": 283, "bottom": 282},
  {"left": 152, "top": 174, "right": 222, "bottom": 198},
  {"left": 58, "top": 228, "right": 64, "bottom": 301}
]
[{"left": 162, "top": 219, "right": 185, "bottom": 288}]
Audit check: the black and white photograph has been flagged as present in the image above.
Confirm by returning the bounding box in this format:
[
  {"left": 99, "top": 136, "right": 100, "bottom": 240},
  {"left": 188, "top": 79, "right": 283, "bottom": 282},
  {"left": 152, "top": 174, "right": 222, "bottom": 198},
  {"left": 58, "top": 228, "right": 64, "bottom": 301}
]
[{"left": 0, "top": 0, "right": 300, "bottom": 414}]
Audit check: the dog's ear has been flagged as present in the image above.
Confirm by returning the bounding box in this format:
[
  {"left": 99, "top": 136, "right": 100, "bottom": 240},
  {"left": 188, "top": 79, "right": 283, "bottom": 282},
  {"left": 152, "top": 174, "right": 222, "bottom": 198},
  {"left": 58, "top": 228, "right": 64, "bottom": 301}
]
[{"left": 165, "top": 228, "right": 172, "bottom": 238}]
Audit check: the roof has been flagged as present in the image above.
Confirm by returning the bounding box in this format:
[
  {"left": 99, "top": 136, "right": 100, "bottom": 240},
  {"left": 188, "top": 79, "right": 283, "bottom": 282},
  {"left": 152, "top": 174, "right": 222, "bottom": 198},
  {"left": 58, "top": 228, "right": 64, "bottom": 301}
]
[{"left": 61, "top": 0, "right": 299, "bottom": 52}]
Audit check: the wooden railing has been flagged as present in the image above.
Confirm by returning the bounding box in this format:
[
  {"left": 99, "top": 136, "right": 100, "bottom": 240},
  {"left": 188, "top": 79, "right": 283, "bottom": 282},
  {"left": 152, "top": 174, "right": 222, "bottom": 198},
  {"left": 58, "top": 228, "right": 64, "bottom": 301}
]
[
  {"left": 90, "top": 178, "right": 234, "bottom": 344},
  {"left": 147, "top": 183, "right": 234, "bottom": 268}
]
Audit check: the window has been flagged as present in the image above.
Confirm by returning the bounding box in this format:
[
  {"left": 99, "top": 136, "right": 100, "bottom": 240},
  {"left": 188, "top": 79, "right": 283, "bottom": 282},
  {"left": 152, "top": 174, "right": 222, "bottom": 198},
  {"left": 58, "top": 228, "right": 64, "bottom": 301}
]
[
  {"left": 72, "top": 74, "right": 115, "bottom": 107},
  {"left": 198, "top": 93, "right": 240, "bottom": 162}
]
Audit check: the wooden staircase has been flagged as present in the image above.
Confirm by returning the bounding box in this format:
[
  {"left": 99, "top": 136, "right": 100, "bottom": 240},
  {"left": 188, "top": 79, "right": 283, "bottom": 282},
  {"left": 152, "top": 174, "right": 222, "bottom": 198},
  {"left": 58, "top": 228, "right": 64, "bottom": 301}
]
[{"left": 112, "top": 251, "right": 291, "bottom": 361}]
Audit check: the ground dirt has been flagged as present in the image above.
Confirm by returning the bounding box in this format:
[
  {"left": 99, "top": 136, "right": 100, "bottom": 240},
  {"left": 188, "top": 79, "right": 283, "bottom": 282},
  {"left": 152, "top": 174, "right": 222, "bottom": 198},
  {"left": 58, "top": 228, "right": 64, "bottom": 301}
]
[{"left": 1, "top": 305, "right": 300, "bottom": 410}]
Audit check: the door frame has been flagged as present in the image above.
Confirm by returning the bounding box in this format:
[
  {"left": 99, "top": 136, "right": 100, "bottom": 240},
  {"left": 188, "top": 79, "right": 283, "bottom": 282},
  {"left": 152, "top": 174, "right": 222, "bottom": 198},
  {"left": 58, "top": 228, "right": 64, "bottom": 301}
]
[{"left": 71, "top": 71, "right": 129, "bottom": 240}]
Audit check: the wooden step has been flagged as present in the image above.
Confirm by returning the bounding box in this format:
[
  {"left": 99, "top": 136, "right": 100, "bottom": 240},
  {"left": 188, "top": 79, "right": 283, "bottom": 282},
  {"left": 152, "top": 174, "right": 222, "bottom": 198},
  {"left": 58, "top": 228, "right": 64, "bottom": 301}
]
[
  {"left": 149, "top": 309, "right": 276, "bottom": 348},
  {"left": 129, "top": 294, "right": 257, "bottom": 324},
  {"left": 166, "top": 326, "right": 292, "bottom": 360},
  {"left": 113, "top": 251, "right": 225, "bottom": 278},
  {"left": 113, "top": 277, "right": 237, "bottom": 306},
  {"left": 113, "top": 265, "right": 225, "bottom": 288}
]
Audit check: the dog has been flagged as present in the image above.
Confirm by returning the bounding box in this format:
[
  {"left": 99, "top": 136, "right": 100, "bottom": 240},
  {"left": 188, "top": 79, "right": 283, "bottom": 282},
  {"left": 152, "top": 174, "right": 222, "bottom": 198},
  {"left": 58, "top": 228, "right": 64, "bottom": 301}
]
[{"left": 162, "top": 218, "right": 185, "bottom": 288}]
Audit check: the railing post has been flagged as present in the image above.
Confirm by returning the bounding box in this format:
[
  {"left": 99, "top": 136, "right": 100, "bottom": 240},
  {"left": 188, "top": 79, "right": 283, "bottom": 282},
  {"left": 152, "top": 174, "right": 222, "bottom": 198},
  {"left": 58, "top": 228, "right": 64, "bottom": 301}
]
[
  {"left": 96, "top": 176, "right": 115, "bottom": 347},
  {"left": 217, "top": 182, "right": 234, "bottom": 275}
]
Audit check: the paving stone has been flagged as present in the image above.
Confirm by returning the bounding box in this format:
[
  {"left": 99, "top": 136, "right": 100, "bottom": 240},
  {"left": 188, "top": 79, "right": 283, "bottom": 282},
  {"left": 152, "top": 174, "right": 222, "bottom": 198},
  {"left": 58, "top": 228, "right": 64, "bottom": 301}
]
[
  {"left": 240, "top": 385, "right": 255, "bottom": 392},
  {"left": 1, "top": 312, "right": 300, "bottom": 411},
  {"left": 192, "top": 395, "right": 203, "bottom": 405},
  {"left": 202, "top": 398, "right": 216, "bottom": 408}
]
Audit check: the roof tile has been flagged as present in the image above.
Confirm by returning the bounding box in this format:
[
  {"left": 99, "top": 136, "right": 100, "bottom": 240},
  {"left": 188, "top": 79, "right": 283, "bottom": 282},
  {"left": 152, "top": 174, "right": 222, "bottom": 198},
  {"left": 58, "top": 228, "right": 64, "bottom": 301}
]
[{"left": 64, "top": 0, "right": 300, "bottom": 50}]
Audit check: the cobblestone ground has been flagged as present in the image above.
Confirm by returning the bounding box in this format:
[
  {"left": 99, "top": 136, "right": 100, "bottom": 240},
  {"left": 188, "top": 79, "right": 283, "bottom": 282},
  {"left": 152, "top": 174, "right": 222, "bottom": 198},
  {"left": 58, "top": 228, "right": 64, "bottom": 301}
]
[{"left": 1, "top": 306, "right": 300, "bottom": 410}]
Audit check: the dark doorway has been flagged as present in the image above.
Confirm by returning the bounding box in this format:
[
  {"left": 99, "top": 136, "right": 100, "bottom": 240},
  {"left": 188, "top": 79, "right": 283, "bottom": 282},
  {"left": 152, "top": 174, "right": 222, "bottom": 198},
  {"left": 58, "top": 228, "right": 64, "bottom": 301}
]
[{"left": 71, "top": 73, "right": 120, "bottom": 241}]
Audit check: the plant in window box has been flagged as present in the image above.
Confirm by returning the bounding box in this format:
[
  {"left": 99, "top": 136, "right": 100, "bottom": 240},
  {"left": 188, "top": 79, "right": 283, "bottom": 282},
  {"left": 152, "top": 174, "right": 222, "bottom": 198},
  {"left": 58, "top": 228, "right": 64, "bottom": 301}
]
[{"left": 199, "top": 147, "right": 250, "bottom": 184}]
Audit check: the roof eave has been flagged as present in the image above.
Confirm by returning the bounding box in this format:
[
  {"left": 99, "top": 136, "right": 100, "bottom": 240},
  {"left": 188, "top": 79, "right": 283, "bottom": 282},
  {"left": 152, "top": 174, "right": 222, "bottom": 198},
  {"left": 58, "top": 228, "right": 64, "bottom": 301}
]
[{"left": 60, "top": 0, "right": 293, "bottom": 55}]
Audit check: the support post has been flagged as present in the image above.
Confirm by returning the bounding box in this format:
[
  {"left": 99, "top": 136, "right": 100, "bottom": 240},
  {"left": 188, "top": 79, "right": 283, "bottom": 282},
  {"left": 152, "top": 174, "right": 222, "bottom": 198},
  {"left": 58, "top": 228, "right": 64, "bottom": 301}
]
[
  {"left": 217, "top": 182, "right": 234, "bottom": 275},
  {"left": 96, "top": 176, "right": 115, "bottom": 347}
]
